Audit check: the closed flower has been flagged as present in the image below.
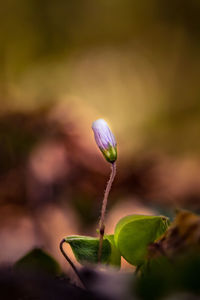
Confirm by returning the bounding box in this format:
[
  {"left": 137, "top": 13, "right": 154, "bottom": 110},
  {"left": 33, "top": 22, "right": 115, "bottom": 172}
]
[{"left": 92, "top": 119, "right": 117, "bottom": 163}]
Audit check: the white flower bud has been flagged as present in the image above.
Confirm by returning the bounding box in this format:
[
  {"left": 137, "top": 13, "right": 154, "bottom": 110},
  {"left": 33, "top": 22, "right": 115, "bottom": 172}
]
[{"left": 92, "top": 119, "right": 117, "bottom": 163}]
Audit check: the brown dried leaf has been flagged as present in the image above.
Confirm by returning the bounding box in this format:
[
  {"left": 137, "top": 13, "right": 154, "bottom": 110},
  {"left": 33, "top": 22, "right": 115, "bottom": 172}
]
[{"left": 148, "top": 210, "right": 200, "bottom": 259}]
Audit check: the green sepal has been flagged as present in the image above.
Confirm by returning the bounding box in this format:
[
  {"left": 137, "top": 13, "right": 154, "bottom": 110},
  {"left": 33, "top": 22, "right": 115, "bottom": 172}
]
[{"left": 101, "top": 144, "right": 117, "bottom": 163}]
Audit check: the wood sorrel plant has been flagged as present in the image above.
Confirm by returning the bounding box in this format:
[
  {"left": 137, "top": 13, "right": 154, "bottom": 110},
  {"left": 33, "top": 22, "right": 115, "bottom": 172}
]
[
  {"left": 92, "top": 119, "right": 117, "bottom": 261},
  {"left": 59, "top": 118, "right": 170, "bottom": 288}
]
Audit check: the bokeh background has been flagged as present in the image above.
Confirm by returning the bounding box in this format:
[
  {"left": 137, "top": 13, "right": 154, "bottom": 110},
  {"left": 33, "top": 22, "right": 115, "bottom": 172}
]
[{"left": 0, "top": 0, "right": 200, "bottom": 272}]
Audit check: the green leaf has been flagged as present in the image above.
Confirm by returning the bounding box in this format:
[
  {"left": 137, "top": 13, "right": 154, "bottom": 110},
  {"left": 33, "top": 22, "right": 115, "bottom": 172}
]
[
  {"left": 136, "top": 253, "right": 200, "bottom": 299},
  {"left": 105, "top": 234, "right": 121, "bottom": 267},
  {"left": 114, "top": 215, "right": 169, "bottom": 266},
  {"left": 65, "top": 235, "right": 121, "bottom": 267},
  {"left": 65, "top": 236, "right": 110, "bottom": 265},
  {"left": 15, "top": 248, "right": 61, "bottom": 276}
]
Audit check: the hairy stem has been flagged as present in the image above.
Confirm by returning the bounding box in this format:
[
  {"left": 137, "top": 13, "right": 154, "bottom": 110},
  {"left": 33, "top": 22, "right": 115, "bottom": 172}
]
[
  {"left": 98, "top": 162, "right": 116, "bottom": 261},
  {"left": 59, "top": 239, "right": 87, "bottom": 289}
]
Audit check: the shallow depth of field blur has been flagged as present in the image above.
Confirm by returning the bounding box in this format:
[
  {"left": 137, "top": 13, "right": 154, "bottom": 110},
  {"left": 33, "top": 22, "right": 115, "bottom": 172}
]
[{"left": 0, "top": 0, "right": 200, "bottom": 271}]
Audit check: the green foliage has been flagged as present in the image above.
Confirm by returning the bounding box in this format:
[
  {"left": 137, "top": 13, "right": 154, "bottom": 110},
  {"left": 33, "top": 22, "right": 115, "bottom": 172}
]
[
  {"left": 13, "top": 211, "right": 200, "bottom": 299},
  {"left": 15, "top": 248, "right": 62, "bottom": 276},
  {"left": 65, "top": 215, "right": 170, "bottom": 268},
  {"left": 65, "top": 235, "right": 121, "bottom": 267},
  {"left": 114, "top": 215, "right": 169, "bottom": 266},
  {"left": 136, "top": 253, "right": 200, "bottom": 300},
  {"left": 134, "top": 210, "right": 200, "bottom": 299},
  {"left": 105, "top": 234, "right": 121, "bottom": 267},
  {"left": 65, "top": 235, "right": 110, "bottom": 265}
]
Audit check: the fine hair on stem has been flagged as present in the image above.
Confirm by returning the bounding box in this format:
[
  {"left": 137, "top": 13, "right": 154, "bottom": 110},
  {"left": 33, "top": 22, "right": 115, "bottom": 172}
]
[{"left": 98, "top": 162, "right": 116, "bottom": 261}]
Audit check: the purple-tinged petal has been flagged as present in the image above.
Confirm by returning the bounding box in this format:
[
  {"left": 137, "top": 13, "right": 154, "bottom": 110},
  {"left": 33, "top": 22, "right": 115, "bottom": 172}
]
[{"left": 92, "top": 119, "right": 117, "bottom": 163}]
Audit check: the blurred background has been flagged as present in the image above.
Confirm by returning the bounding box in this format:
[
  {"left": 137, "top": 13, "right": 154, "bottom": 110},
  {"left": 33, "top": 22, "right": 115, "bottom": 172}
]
[{"left": 0, "top": 0, "right": 200, "bottom": 272}]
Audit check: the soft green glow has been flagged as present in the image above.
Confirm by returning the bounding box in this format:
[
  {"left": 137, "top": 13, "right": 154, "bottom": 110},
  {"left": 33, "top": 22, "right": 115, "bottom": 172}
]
[{"left": 101, "top": 144, "right": 117, "bottom": 163}]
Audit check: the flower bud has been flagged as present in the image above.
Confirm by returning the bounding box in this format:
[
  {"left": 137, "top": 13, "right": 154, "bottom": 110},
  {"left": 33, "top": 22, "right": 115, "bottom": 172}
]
[{"left": 92, "top": 119, "right": 117, "bottom": 163}]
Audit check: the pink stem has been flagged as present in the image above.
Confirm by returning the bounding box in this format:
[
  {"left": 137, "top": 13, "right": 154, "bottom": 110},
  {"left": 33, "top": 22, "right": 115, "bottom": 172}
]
[{"left": 98, "top": 162, "right": 116, "bottom": 261}]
